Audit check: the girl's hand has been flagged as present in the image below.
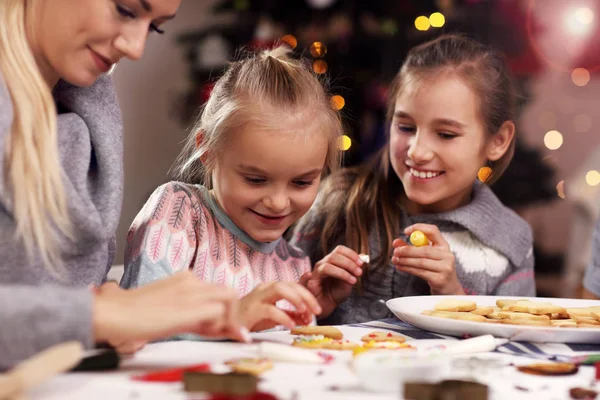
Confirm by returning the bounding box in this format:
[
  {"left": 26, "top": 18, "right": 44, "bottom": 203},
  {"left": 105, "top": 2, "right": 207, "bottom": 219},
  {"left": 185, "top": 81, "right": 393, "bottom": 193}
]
[
  {"left": 299, "top": 245, "right": 364, "bottom": 319},
  {"left": 239, "top": 282, "right": 321, "bottom": 332},
  {"left": 92, "top": 272, "right": 248, "bottom": 346},
  {"left": 392, "top": 224, "right": 465, "bottom": 295}
]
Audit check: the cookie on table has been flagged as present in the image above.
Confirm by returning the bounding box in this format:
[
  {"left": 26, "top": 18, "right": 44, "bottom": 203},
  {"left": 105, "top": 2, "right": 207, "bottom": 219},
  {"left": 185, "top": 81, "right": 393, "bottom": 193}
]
[
  {"left": 291, "top": 326, "right": 343, "bottom": 340},
  {"left": 434, "top": 299, "right": 477, "bottom": 312},
  {"left": 577, "top": 323, "right": 600, "bottom": 329},
  {"left": 362, "top": 340, "right": 414, "bottom": 350},
  {"left": 500, "top": 318, "right": 551, "bottom": 326},
  {"left": 323, "top": 339, "right": 360, "bottom": 350},
  {"left": 225, "top": 358, "right": 274, "bottom": 375},
  {"left": 291, "top": 335, "right": 333, "bottom": 349},
  {"left": 507, "top": 301, "right": 565, "bottom": 315},
  {"left": 484, "top": 307, "right": 503, "bottom": 319},
  {"left": 550, "top": 319, "right": 577, "bottom": 328},
  {"left": 496, "top": 299, "right": 528, "bottom": 308},
  {"left": 471, "top": 306, "right": 495, "bottom": 316},
  {"left": 360, "top": 331, "right": 406, "bottom": 343},
  {"left": 497, "top": 311, "right": 550, "bottom": 322},
  {"left": 427, "top": 310, "right": 487, "bottom": 322}
]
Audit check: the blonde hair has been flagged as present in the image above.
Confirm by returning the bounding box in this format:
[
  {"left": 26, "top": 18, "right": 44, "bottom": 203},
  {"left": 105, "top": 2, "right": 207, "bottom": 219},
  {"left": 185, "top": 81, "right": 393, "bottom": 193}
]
[
  {"left": 175, "top": 45, "right": 343, "bottom": 185},
  {"left": 0, "top": 0, "right": 71, "bottom": 272}
]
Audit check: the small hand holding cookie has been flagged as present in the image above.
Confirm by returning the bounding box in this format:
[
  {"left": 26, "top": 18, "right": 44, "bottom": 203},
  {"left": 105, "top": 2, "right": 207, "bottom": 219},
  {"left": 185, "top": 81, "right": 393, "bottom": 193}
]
[
  {"left": 239, "top": 282, "right": 321, "bottom": 332},
  {"left": 392, "top": 224, "right": 464, "bottom": 295},
  {"left": 299, "top": 245, "right": 364, "bottom": 319}
]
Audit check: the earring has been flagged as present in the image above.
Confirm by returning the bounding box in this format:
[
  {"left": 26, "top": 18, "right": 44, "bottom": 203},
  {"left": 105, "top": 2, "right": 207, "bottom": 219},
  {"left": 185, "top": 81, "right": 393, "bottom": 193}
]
[{"left": 477, "top": 165, "right": 493, "bottom": 183}]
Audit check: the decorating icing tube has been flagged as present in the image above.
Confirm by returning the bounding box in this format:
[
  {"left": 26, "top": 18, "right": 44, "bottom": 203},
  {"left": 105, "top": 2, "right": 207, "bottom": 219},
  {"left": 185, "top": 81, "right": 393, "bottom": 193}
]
[{"left": 443, "top": 335, "right": 506, "bottom": 355}]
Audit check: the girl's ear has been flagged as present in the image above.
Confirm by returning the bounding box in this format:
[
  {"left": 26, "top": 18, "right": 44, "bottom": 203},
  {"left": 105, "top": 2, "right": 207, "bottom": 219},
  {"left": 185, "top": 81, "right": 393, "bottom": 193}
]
[{"left": 486, "top": 121, "right": 515, "bottom": 161}]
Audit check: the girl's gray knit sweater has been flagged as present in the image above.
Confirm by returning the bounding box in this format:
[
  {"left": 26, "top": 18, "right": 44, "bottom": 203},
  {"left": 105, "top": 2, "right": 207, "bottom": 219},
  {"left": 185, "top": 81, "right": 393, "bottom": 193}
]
[{"left": 292, "top": 178, "right": 535, "bottom": 325}]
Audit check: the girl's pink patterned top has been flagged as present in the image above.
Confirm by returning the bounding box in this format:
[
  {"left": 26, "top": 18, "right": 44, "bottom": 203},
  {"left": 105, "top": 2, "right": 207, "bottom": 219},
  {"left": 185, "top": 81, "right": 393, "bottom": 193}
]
[{"left": 121, "top": 182, "right": 311, "bottom": 297}]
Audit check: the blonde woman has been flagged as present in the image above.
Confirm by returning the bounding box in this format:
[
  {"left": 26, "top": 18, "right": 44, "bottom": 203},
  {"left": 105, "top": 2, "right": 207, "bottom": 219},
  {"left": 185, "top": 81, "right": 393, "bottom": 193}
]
[{"left": 0, "top": 0, "right": 312, "bottom": 368}]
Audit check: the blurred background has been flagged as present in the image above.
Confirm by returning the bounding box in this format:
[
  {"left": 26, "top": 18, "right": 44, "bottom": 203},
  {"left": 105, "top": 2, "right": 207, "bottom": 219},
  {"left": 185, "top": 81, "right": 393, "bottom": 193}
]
[{"left": 110, "top": 0, "right": 600, "bottom": 298}]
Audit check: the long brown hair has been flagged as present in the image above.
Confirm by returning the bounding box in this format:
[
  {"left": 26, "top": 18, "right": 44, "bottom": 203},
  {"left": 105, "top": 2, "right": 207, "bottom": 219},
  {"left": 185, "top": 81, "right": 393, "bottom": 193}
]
[{"left": 319, "top": 34, "right": 518, "bottom": 267}]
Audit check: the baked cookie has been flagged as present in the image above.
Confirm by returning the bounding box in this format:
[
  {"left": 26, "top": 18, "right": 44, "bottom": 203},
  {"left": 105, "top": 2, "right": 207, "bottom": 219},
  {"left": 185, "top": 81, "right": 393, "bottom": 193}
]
[
  {"left": 507, "top": 301, "right": 566, "bottom": 315},
  {"left": 496, "top": 299, "right": 528, "bottom": 308},
  {"left": 500, "top": 319, "right": 551, "bottom": 326},
  {"left": 428, "top": 310, "right": 486, "bottom": 322},
  {"left": 550, "top": 319, "right": 577, "bottom": 328},
  {"left": 291, "top": 335, "right": 333, "bottom": 349},
  {"left": 471, "top": 307, "right": 494, "bottom": 316},
  {"left": 434, "top": 299, "right": 477, "bottom": 312},
  {"left": 362, "top": 340, "right": 414, "bottom": 350},
  {"left": 360, "top": 331, "right": 406, "bottom": 343},
  {"left": 497, "top": 311, "right": 550, "bottom": 322},
  {"left": 323, "top": 339, "right": 360, "bottom": 350},
  {"left": 291, "top": 326, "right": 343, "bottom": 340},
  {"left": 225, "top": 358, "right": 274, "bottom": 375}
]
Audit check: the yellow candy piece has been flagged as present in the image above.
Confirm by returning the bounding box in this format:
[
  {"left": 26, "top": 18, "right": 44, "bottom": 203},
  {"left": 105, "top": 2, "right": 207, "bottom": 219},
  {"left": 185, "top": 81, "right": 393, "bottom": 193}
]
[{"left": 409, "top": 231, "right": 429, "bottom": 247}]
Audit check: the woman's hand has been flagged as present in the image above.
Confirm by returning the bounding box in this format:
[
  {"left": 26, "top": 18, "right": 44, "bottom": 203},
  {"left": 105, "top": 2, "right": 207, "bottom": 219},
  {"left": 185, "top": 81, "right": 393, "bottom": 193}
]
[
  {"left": 392, "top": 224, "right": 464, "bottom": 295},
  {"left": 299, "top": 245, "right": 364, "bottom": 319},
  {"left": 239, "top": 282, "right": 321, "bottom": 332},
  {"left": 92, "top": 271, "right": 248, "bottom": 346}
]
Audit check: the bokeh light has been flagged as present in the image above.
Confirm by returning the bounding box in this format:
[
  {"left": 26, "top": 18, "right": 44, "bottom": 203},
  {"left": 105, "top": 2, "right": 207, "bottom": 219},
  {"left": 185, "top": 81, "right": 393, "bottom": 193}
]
[
  {"left": 312, "top": 59, "right": 328, "bottom": 74},
  {"left": 544, "top": 130, "right": 563, "bottom": 150},
  {"left": 575, "top": 7, "right": 594, "bottom": 25},
  {"left": 537, "top": 111, "right": 556, "bottom": 131},
  {"left": 572, "top": 68, "right": 590, "bottom": 86},
  {"left": 415, "top": 16, "right": 430, "bottom": 31},
  {"left": 429, "top": 12, "right": 445, "bottom": 28},
  {"left": 339, "top": 135, "right": 352, "bottom": 151},
  {"left": 586, "top": 170, "right": 600, "bottom": 186},
  {"left": 331, "top": 95, "right": 345, "bottom": 110},
  {"left": 310, "top": 42, "right": 327, "bottom": 58},
  {"left": 557, "top": 180, "right": 566, "bottom": 199},
  {"left": 280, "top": 34, "right": 298, "bottom": 49},
  {"left": 573, "top": 114, "right": 592, "bottom": 133}
]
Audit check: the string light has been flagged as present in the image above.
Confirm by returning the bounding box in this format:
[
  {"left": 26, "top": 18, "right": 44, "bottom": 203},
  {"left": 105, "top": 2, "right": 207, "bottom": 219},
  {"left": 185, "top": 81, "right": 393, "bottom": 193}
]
[
  {"left": 414, "top": 16, "right": 430, "bottom": 31},
  {"left": 280, "top": 34, "right": 298, "bottom": 49},
  {"left": 339, "top": 135, "right": 352, "bottom": 151},
  {"left": 572, "top": 68, "right": 590, "bottom": 86},
  {"left": 573, "top": 114, "right": 592, "bottom": 132},
  {"left": 557, "top": 180, "right": 566, "bottom": 199},
  {"left": 313, "top": 59, "right": 328, "bottom": 74},
  {"left": 538, "top": 111, "right": 556, "bottom": 130},
  {"left": 429, "top": 12, "right": 445, "bottom": 28},
  {"left": 544, "top": 130, "right": 563, "bottom": 150},
  {"left": 310, "top": 42, "right": 327, "bottom": 58},
  {"left": 586, "top": 170, "right": 600, "bottom": 187},
  {"left": 331, "top": 95, "right": 345, "bottom": 110}
]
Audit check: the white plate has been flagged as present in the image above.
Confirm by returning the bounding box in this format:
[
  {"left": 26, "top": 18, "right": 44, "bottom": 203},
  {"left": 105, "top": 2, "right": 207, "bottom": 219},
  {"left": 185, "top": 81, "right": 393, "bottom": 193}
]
[{"left": 387, "top": 295, "right": 600, "bottom": 343}]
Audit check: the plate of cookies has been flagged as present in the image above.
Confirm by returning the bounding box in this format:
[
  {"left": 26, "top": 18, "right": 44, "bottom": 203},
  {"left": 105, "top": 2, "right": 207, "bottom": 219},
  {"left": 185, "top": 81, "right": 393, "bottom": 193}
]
[{"left": 387, "top": 295, "right": 600, "bottom": 343}]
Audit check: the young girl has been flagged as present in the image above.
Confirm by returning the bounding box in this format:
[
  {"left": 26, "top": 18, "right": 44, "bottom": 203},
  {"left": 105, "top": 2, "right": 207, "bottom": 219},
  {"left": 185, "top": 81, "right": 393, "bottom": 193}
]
[
  {"left": 293, "top": 34, "right": 535, "bottom": 325},
  {"left": 121, "top": 45, "right": 343, "bottom": 331}
]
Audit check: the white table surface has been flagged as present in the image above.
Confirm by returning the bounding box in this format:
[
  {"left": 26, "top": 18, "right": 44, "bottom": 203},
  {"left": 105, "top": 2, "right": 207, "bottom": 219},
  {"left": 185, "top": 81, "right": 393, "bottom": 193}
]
[{"left": 27, "top": 324, "right": 599, "bottom": 400}]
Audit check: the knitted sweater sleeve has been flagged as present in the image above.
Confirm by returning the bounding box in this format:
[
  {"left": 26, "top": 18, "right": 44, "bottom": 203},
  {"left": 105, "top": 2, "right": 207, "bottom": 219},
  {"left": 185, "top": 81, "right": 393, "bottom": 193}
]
[{"left": 120, "top": 182, "right": 200, "bottom": 288}]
